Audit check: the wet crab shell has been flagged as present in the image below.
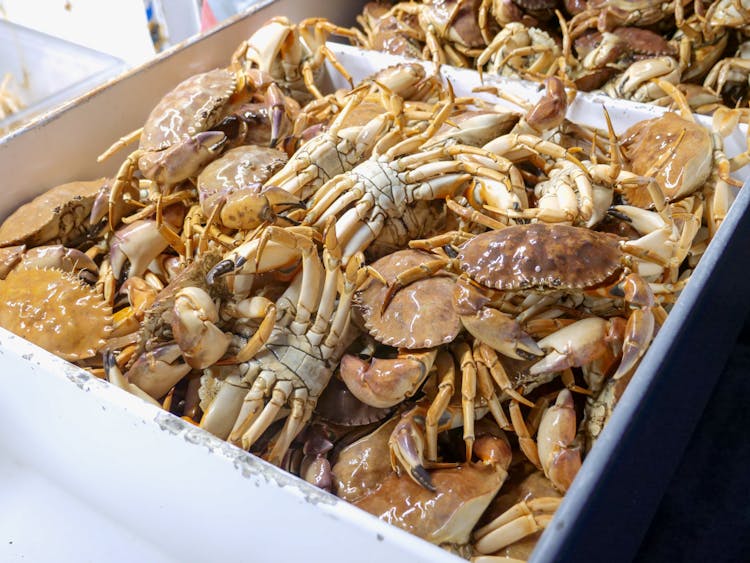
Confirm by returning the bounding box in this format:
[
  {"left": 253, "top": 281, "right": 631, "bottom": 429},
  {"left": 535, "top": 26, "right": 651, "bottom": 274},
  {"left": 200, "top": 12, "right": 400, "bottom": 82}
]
[
  {"left": 0, "top": 267, "right": 111, "bottom": 361},
  {"left": 197, "top": 144, "right": 289, "bottom": 215},
  {"left": 355, "top": 249, "right": 461, "bottom": 349},
  {"left": 620, "top": 111, "right": 713, "bottom": 204},
  {"left": 0, "top": 179, "right": 107, "bottom": 247},
  {"left": 458, "top": 224, "right": 623, "bottom": 291},
  {"left": 139, "top": 68, "right": 237, "bottom": 152}
]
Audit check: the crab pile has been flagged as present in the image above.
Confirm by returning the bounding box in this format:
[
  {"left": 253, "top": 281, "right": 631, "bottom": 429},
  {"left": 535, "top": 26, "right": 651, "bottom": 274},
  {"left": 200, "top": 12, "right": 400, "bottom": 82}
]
[
  {"left": 0, "top": 15, "right": 748, "bottom": 561},
  {"left": 352, "top": 0, "right": 750, "bottom": 113}
]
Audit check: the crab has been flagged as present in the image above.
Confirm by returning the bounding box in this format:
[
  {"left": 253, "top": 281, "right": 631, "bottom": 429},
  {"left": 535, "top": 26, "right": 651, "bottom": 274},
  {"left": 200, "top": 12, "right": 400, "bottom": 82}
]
[
  {"left": 353, "top": 1, "right": 426, "bottom": 59},
  {"left": 0, "top": 266, "right": 111, "bottom": 361},
  {"left": 704, "top": 40, "right": 750, "bottom": 106},
  {"left": 385, "top": 223, "right": 665, "bottom": 388},
  {"left": 0, "top": 178, "right": 108, "bottom": 248},
  {"left": 475, "top": 21, "right": 561, "bottom": 81},
  {"left": 478, "top": 0, "right": 561, "bottom": 36},
  {"left": 472, "top": 467, "right": 563, "bottom": 557},
  {"left": 102, "top": 66, "right": 296, "bottom": 226},
  {"left": 236, "top": 16, "right": 360, "bottom": 103},
  {"left": 333, "top": 410, "right": 513, "bottom": 551},
  {"left": 343, "top": 250, "right": 536, "bottom": 481},
  {"left": 566, "top": 0, "right": 685, "bottom": 39},
  {"left": 263, "top": 82, "right": 413, "bottom": 202},
  {"left": 704, "top": 0, "right": 750, "bottom": 32},
  {"left": 196, "top": 144, "right": 297, "bottom": 230},
  {"left": 198, "top": 223, "right": 369, "bottom": 465},
  {"left": 296, "top": 99, "right": 534, "bottom": 264},
  {"left": 384, "top": 0, "right": 488, "bottom": 68},
  {"left": 562, "top": 26, "right": 678, "bottom": 91},
  {"left": 617, "top": 80, "right": 742, "bottom": 208},
  {"left": 602, "top": 56, "right": 683, "bottom": 104}
]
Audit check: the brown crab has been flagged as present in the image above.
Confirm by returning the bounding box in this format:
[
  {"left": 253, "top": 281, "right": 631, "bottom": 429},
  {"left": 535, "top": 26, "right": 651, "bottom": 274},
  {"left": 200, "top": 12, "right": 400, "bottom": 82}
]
[
  {"left": 385, "top": 223, "right": 662, "bottom": 386},
  {"left": 196, "top": 144, "right": 299, "bottom": 230},
  {"left": 566, "top": 0, "right": 684, "bottom": 39},
  {"left": 0, "top": 267, "right": 111, "bottom": 361},
  {"left": 354, "top": 2, "right": 425, "bottom": 60},
  {"left": 104, "top": 66, "right": 296, "bottom": 225},
  {"left": 333, "top": 412, "right": 512, "bottom": 551},
  {"left": 473, "top": 465, "right": 562, "bottom": 557},
  {"left": 384, "top": 0, "right": 488, "bottom": 68},
  {"left": 0, "top": 178, "right": 108, "bottom": 248}
]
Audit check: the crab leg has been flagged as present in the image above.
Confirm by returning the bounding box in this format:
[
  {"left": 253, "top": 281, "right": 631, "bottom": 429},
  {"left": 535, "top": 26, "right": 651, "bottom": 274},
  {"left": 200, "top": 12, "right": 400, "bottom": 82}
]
[
  {"left": 266, "top": 388, "right": 309, "bottom": 465},
  {"left": 205, "top": 225, "right": 318, "bottom": 283},
  {"left": 126, "top": 343, "right": 192, "bottom": 399},
  {"left": 322, "top": 251, "right": 367, "bottom": 359},
  {"left": 473, "top": 497, "right": 562, "bottom": 554},
  {"left": 424, "top": 350, "right": 457, "bottom": 462},
  {"left": 199, "top": 372, "right": 250, "bottom": 439},
  {"left": 340, "top": 349, "right": 438, "bottom": 409},
  {"left": 612, "top": 274, "right": 657, "bottom": 380},
  {"left": 239, "top": 379, "right": 293, "bottom": 451},
  {"left": 223, "top": 296, "right": 277, "bottom": 363},
  {"left": 308, "top": 219, "right": 343, "bottom": 344},
  {"left": 475, "top": 343, "right": 534, "bottom": 407},
  {"left": 537, "top": 389, "right": 582, "bottom": 492},
  {"left": 509, "top": 400, "right": 542, "bottom": 469},
  {"left": 472, "top": 342, "right": 512, "bottom": 431}
]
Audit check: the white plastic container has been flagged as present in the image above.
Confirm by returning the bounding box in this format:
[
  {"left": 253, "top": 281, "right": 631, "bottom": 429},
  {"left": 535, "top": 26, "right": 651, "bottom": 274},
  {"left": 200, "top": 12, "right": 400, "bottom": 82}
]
[
  {"left": 1, "top": 2, "right": 749, "bottom": 561},
  {"left": 0, "top": 19, "right": 126, "bottom": 137}
]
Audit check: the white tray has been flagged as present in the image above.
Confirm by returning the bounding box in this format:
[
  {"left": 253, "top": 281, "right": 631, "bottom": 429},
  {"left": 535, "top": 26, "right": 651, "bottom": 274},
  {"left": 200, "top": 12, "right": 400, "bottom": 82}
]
[{"left": 1, "top": 3, "right": 749, "bottom": 562}]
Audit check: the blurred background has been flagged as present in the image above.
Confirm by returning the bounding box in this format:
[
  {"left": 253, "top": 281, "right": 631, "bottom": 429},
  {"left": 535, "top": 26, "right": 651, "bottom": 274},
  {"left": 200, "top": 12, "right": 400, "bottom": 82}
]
[{"left": 0, "top": 0, "right": 259, "bottom": 135}]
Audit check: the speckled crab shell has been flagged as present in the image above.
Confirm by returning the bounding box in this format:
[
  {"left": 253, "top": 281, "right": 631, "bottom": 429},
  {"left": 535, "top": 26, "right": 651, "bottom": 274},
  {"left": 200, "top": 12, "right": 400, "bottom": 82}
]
[
  {"left": 355, "top": 249, "right": 461, "bottom": 349},
  {"left": 0, "top": 267, "right": 111, "bottom": 361},
  {"left": 139, "top": 68, "right": 237, "bottom": 152},
  {"left": 458, "top": 224, "right": 623, "bottom": 291},
  {"left": 0, "top": 179, "right": 106, "bottom": 247}
]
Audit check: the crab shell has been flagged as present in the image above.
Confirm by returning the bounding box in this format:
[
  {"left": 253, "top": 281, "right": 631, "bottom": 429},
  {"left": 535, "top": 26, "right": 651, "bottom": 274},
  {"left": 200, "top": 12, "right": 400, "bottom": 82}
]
[
  {"left": 458, "top": 224, "right": 623, "bottom": 291},
  {"left": 197, "top": 144, "right": 289, "bottom": 218},
  {"left": 354, "top": 463, "right": 506, "bottom": 546},
  {"left": 0, "top": 178, "right": 107, "bottom": 247},
  {"left": 139, "top": 68, "right": 237, "bottom": 152},
  {"left": 0, "top": 267, "right": 111, "bottom": 361},
  {"left": 620, "top": 111, "right": 713, "bottom": 204},
  {"left": 355, "top": 249, "right": 461, "bottom": 349}
]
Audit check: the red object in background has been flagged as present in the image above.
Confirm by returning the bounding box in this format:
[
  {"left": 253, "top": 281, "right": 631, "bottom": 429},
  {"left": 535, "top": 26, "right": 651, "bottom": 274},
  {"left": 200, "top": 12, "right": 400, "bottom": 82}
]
[{"left": 200, "top": 0, "right": 219, "bottom": 31}]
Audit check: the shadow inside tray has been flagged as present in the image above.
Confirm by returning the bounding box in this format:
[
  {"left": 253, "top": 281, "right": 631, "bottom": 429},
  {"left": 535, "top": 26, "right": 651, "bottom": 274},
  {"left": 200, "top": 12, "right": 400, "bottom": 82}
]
[{"left": 636, "top": 313, "right": 750, "bottom": 563}]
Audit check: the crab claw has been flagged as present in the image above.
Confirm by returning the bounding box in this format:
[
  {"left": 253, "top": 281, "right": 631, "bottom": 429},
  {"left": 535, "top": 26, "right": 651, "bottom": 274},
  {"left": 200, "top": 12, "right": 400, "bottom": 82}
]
[
  {"left": 537, "top": 389, "right": 582, "bottom": 493},
  {"left": 339, "top": 349, "right": 437, "bottom": 409},
  {"left": 529, "top": 317, "right": 618, "bottom": 377},
  {"left": 138, "top": 130, "right": 227, "bottom": 184},
  {"left": 220, "top": 185, "right": 304, "bottom": 230},
  {"left": 265, "top": 82, "right": 292, "bottom": 148},
  {"left": 388, "top": 409, "right": 435, "bottom": 492},
  {"left": 524, "top": 76, "right": 568, "bottom": 135},
  {"left": 206, "top": 258, "right": 239, "bottom": 285},
  {"left": 126, "top": 343, "right": 192, "bottom": 399},
  {"left": 170, "top": 287, "right": 232, "bottom": 369},
  {"left": 110, "top": 219, "right": 170, "bottom": 279},
  {"left": 611, "top": 273, "right": 656, "bottom": 380},
  {"left": 461, "top": 308, "right": 544, "bottom": 361},
  {"left": 454, "top": 277, "right": 542, "bottom": 360}
]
